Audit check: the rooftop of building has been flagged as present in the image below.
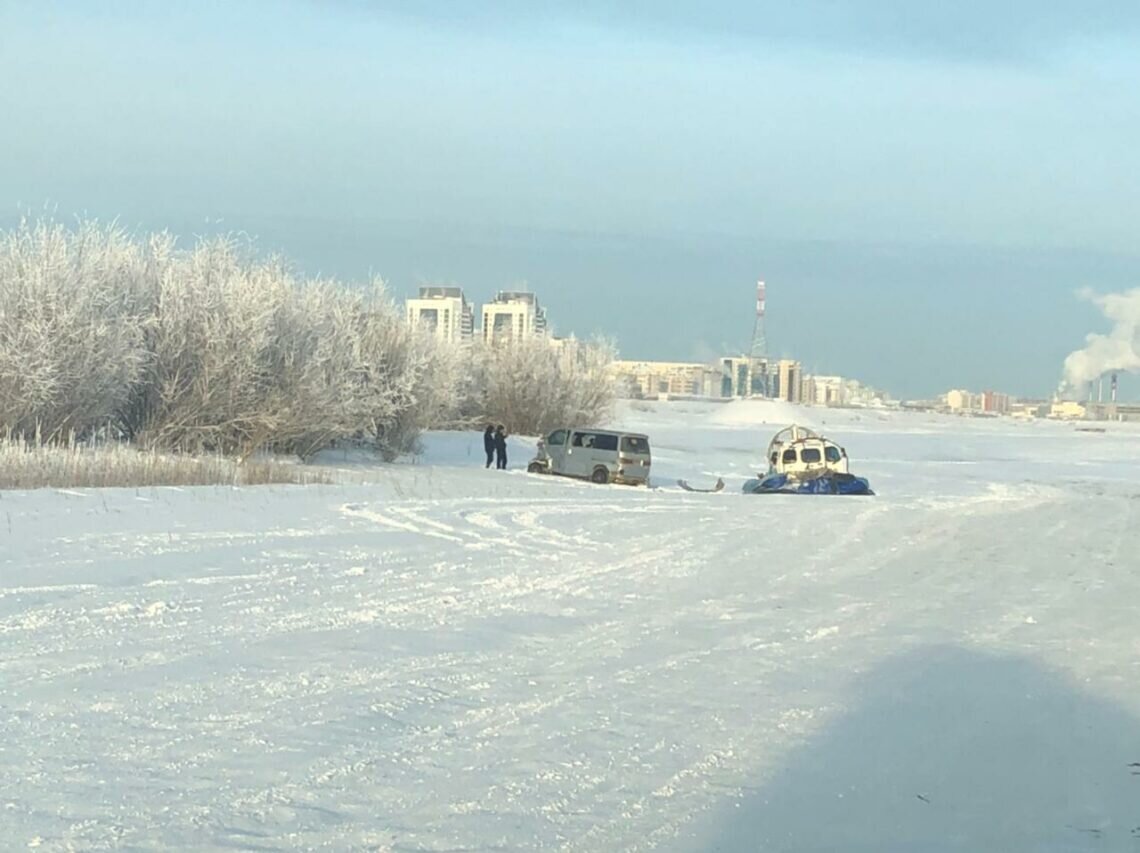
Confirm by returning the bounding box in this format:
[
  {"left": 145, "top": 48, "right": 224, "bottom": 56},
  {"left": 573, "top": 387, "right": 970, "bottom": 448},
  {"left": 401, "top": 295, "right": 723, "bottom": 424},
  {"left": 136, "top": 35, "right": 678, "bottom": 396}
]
[
  {"left": 612, "top": 359, "right": 716, "bottom": 370},
  {"left": 493, "top": 291, "right": 540, "bottom": 306},
  {"left": 414, "top": 286, "right": 466, "bottom": 301}
]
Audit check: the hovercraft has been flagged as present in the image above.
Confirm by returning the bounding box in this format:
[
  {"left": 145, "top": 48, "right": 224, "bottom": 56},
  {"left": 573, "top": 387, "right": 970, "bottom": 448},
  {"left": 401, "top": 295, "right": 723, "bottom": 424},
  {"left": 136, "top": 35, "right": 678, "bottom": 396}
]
[{"left": 741, "top": 425, "right": 874, "bottom": 496}]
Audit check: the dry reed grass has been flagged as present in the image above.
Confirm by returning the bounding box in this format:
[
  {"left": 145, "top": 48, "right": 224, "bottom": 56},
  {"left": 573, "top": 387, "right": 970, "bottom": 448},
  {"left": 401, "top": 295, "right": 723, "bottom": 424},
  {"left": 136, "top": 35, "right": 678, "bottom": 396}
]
[{"left": 0, "top": 437, "right": 331, "bottom": 490}]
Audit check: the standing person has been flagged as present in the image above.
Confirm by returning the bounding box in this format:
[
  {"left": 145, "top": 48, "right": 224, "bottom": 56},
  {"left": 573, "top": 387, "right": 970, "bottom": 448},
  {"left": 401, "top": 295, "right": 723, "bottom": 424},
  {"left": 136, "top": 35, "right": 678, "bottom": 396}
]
[
  {"left": 494, "top": 425, "right": 508, "bottom": 470},
  {"left": 483, "top": 424, "right": 495, "bottom": 469}
]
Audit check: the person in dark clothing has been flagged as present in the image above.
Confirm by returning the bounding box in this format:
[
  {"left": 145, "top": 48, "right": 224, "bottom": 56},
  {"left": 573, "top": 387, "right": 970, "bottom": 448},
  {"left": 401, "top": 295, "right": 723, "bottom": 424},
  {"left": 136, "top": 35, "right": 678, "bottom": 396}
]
[
  {"left": 483, "top": 424, "right": 495, "bottom": 468},
  {"left": 494, "top": 425, "right": 508, "bottom": 470}
]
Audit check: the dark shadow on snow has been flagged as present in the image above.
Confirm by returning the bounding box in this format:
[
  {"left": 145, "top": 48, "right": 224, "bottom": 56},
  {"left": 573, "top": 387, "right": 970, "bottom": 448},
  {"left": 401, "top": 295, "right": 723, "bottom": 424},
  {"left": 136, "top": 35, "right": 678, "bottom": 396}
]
[{"left": 678, "top": 646, "right": 1140, "bottom": 852}]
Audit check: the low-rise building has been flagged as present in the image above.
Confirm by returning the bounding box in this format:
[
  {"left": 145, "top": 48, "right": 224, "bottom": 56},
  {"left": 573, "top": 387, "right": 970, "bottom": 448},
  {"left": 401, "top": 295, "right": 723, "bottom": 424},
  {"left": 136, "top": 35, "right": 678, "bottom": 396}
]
[
  {"left": 804, "top": 375, "right": 847, "bottom": 407},
  {"left": 945, "top": 389, "right": 979, "bottom": 413},
  {"left": 1049, "top": 400, "right": 1087, "bottom": 420},
  {"left": 611, "top": 354, "right": 896, "bottom": 406},
  {"left": 1010, "top": 401, "right": 1048, "bottom": 419},
  {"left": 613, "top": 360, "right": 721, "bottom": 398}
]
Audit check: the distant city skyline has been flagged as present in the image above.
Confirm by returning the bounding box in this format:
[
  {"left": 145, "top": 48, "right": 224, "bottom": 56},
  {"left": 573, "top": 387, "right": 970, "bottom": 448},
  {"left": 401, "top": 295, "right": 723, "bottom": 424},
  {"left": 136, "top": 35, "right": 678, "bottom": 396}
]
[{"left": 3, "top": 2, "right": 1140, "bottom": 400}]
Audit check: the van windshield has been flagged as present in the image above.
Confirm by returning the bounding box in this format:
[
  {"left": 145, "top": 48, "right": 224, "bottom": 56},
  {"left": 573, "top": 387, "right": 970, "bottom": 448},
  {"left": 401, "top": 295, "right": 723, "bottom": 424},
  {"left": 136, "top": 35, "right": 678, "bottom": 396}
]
[{"left": 620, "top": 436, "right": 649, "bottom": 455}]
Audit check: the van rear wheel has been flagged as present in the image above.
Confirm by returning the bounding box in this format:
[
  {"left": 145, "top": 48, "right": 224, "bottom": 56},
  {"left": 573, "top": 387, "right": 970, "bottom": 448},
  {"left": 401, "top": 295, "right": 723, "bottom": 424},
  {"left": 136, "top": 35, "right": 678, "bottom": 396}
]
[
  {"left": 590, "top": 467, "right": 610, "bottom": 485},
  {"left": 527, "top": 461, "right": 546, "bottom": 474}
]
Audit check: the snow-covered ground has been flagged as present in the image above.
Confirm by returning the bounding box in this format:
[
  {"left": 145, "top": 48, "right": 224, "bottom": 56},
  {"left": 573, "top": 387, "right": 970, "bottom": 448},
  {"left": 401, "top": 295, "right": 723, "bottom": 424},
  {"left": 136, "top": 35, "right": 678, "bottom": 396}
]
[{"left": 3, "top": 401, "right": 1139, "bottom": 851}]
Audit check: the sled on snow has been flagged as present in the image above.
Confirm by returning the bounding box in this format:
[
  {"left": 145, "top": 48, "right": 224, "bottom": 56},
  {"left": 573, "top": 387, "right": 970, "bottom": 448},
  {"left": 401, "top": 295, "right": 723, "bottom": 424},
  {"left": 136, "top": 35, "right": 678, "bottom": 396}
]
[{"left": 677, "top": 478, "right": 725, "bottom": 493}]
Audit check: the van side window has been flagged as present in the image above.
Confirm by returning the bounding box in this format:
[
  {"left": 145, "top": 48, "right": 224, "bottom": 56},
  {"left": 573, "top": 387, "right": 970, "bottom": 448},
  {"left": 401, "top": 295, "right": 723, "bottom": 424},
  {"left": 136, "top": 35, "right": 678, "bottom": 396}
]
[
  {"left": 594, "top": 434, "right": 619, "bottom": 451},
  {"left": 620, "top": 436, "right": 648, "bottom": 454},
  {"left": 572, "top": 432, "right": 585, "bottom": 447},
  {"left": 782, "top": 449, "right": 797, "bottom": 464},
  {"left": 801, "top": 448, "right": 822, "bottom": 464},
  {"left": 547, "top": 429, "right": 568, "bottom": 446},
  {"left": 825, "top": 446, "right": 842, "bottom": 463}
]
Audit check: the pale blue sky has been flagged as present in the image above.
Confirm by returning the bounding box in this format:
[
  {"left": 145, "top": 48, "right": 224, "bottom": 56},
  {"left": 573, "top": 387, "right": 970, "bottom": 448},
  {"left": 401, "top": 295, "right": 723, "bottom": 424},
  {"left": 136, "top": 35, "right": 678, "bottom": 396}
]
[{"left": 3, "top": 1, "right": 1139, "bottom": 398}]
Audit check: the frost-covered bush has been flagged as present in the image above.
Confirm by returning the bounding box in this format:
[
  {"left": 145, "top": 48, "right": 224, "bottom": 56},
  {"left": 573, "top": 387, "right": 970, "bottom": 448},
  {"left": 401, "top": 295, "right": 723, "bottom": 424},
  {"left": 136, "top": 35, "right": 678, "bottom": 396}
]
[
  {"left": 0, "top": 218, "right": 462, "bottom": 460},
  {"left": 322, "top": 282, "right": 464, "bottom": 461},
  {"left": 367, "top": 330, "right": 466, "bottom": 460},
  {"left": 0, "top": 219, "right": 152, "bottom": 440},
  {"left": 0, "top": 216, "right": 606, "bottom": 461},
  {"left": 133, "top": 247, "right": 457, "bottom": 459},
  {"left": 133, "top": 237, "right": 291, "bottom": 454},
  {"left": 471, "top": 336, "right": 616, "bottom": 436}
]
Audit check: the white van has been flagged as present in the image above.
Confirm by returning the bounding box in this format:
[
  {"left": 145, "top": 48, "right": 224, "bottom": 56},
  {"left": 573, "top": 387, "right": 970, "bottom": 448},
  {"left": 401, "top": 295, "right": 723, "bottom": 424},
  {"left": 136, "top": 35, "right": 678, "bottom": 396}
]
[{"left": 528, "top": 427, "right": 651, "bottom": 485}]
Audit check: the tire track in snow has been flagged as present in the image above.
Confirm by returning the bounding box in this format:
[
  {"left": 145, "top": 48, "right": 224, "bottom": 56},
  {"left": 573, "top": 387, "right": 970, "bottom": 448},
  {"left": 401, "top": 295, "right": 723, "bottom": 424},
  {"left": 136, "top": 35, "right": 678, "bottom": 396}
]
[
  {"left": 254, "top": 498, "right": 715, "bottom": 846},
  {"left": 556, "top": 487, "right": 1079, "bottom": 850},
  {"left": 339, "top": 502, "right": 464, "bottom": 542}
]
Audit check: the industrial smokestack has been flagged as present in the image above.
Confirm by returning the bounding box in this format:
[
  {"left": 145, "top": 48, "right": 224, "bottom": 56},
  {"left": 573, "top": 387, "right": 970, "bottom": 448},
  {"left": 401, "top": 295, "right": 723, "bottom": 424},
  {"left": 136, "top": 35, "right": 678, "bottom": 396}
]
[
  {"left": 1087, "top": 381, "right": 1094, "bottom": 403},
  {"left": 1099, "top": 377, "right": 1104, "bottom": 403},
  {"left": 1111, "top": 372, "right": 1118, "bottom": 403}
]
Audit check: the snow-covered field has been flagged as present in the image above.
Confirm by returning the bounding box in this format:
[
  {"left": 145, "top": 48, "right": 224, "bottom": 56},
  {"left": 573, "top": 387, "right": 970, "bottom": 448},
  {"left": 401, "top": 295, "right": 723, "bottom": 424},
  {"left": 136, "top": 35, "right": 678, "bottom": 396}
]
[{"left": 3, "top": 400, "right": 1139, "bottom": 852}]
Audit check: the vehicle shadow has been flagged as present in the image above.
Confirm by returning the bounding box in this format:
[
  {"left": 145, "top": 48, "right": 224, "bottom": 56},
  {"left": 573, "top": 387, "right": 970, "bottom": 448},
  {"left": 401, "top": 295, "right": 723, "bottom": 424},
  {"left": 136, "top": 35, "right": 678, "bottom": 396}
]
[{"left": 677, "top": 645, "right": 1140, "bottom": 852}]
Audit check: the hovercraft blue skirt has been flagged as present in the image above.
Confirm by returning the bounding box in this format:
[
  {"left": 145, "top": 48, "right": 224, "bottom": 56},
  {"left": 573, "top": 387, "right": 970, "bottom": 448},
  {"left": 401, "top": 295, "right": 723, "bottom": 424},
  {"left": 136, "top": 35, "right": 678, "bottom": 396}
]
[{"left": 743, "top": 473, "right": 874, "bottom": 496}]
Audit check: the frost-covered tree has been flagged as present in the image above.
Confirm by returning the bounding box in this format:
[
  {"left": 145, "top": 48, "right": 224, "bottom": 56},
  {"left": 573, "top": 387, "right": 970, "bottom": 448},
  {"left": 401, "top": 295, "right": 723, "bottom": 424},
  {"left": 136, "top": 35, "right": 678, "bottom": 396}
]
[{"left": 471, "top": 336, "right": 616, "bottom": 435}]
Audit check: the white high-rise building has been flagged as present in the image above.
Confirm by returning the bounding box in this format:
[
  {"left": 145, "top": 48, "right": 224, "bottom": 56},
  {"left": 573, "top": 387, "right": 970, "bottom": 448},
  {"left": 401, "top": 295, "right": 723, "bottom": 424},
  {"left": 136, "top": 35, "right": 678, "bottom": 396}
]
[
  {"left": 405, "top": 286, "right": 473, "bottom": 343},
  {"left": 481, "top": 291, "right": 548, "bottom": 344},
  {"left": 775, "top": 359, "right": 803, "bottom": 403}
]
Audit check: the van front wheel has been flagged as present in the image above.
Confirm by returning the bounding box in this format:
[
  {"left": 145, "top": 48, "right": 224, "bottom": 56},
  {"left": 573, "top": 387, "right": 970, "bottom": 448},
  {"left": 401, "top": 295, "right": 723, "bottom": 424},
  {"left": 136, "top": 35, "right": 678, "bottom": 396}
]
[{"left": 591, "top": 467, "right": 611, "bottom": 485}]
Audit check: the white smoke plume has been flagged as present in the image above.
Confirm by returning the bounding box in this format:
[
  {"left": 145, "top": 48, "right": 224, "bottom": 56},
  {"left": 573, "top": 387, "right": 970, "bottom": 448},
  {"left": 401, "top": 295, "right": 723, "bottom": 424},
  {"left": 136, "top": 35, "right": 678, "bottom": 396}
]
[{"left": 1061, "top": 287, "right": 1140, "bottom": 391}]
